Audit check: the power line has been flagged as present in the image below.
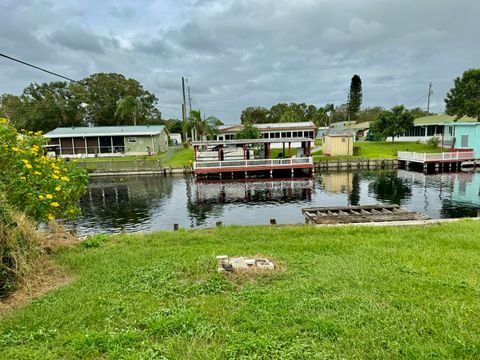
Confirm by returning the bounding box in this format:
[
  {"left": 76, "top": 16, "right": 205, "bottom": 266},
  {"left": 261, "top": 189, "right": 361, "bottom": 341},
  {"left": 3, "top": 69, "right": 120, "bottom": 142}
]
[{"left": 0, "top": 52, "right": 78, "bottom": 83}]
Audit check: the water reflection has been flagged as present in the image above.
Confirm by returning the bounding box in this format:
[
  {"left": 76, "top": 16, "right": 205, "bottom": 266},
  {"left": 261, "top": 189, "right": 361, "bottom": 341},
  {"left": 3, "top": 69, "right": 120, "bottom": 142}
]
[{"left": 75, "top": 170, "right": 480, "bottom": 235}]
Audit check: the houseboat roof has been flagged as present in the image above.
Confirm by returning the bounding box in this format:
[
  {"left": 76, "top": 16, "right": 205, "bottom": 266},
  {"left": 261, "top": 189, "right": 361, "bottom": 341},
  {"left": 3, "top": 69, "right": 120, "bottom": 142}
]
[
  {"left": 192, "top": 137, "right": 314, "bottom": 146},
  {"left": 217, "top": 121, "right": 316, "bottom": 132},
  {"left": 44, "top": 125, "right": 167, "bottom": 138}
]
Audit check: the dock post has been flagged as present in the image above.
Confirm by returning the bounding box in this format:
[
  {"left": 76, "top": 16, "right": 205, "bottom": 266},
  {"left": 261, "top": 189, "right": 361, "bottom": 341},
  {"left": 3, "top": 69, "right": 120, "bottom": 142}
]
[
  {"left": 291, "top": 168, "right": 294, "bottom": 178},
  {"left": 173, "top": 224, "right": 179, "bottom": 231},
  {"left": 270, "top": 169, "right": 273, "bottom": 178},
  {"left": 270, "top": 219, "right": 277, "bottom": 225},
  {"left": 216, "top": 221, "right": 223, "bottom": 227}
]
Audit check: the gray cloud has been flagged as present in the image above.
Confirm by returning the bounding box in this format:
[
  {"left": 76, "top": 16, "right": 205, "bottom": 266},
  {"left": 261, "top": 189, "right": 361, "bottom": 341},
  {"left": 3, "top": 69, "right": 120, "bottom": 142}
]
[{"left": 0, "top": 0, "right": 479, "bottom": 122}]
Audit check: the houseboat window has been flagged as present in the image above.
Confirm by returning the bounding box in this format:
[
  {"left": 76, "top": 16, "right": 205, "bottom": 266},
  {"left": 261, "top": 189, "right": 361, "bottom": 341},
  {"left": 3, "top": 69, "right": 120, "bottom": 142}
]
[
  {"left": 275, "top": 132, "right": 280, "bottom": 138},
  {"left": 286, "top": 132, "right": 291, "bottom": 137},
  {"left": 127, "top": 137, "right": 137, "bottom": 143},
  {"left": 461, "top": 135, "right": 468, "bottom": 147},
  {"left": 281, "top": 132, "right": 287, "bottom": 138},
  {"left": 309, "top": 131, "right": 314, "bottom": 138},
  {"left": 304, "top": 131, "right": 309, "bottom": 137}
]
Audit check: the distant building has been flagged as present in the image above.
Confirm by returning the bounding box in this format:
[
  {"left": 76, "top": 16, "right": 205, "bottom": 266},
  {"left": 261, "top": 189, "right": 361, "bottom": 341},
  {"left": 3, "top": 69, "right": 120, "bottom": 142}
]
[
  {"left": 443, "top": 122, "right": 480, "bottom": 157},
  {"left": 169, "top": 133, "right": 182, "bottom": 145},
  {"left": 44, "top": 125, "right": 169, "bottom": 157},
  {"left": 348, "top": 114, "right": 477, "bottom": 143}
]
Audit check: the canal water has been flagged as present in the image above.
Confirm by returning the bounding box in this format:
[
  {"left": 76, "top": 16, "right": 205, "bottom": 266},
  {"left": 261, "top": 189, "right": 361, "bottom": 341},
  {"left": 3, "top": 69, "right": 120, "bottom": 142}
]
[{"left": 76, "top": 170, "right": 480, "bottom": 235}]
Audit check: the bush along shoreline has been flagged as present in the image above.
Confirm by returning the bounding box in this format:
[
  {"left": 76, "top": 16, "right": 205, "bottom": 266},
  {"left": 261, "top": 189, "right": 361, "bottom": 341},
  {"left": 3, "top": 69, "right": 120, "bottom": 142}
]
[{"left": 0, "top": 118, "right": 88, "bottom": 298}]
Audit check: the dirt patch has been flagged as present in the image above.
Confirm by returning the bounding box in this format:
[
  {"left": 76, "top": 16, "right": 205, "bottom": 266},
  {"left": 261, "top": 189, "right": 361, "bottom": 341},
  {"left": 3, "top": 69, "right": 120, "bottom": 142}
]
[{"left": 0, "top": 256, "right": 73, "bottom": 316}]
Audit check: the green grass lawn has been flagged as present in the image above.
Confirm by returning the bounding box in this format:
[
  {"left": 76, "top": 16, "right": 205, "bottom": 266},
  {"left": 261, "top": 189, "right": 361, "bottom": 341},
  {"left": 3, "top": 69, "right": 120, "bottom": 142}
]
[
  {"left": 315, "top": 141, "right": 444, "bottom": 161},
  {"left": 1, "top": 221, "right": 479, "bottom": 359},
  {"left": 161, "top": 148, "right": 194, "bottom": 167}
]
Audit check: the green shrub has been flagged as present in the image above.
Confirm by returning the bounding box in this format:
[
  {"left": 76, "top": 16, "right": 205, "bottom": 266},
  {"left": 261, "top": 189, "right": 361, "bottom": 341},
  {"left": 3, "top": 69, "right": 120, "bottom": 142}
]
[
  {"left": 0, "top": 119, "right": 88, "bottom": 222},
  {"left": 353, "top": 146, "right": 361, "bottom": 156},
  {"left": 0, "top": 118, "right": 89, "bottom": 297},
  {"left": 427, "top": 136, "right": 441, "bottom": 148}
]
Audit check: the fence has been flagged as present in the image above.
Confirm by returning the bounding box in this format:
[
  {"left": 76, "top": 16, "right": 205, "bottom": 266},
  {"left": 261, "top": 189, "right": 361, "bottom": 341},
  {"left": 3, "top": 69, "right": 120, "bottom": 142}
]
[{"left": 398, "top": 151, "right": 475, "bottom": 163}]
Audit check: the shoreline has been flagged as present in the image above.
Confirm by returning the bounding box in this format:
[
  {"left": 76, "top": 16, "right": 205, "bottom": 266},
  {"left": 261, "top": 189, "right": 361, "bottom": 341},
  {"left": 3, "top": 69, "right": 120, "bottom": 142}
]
[{"left": 85, "top": 158, "right": 399, "bottom": 177}]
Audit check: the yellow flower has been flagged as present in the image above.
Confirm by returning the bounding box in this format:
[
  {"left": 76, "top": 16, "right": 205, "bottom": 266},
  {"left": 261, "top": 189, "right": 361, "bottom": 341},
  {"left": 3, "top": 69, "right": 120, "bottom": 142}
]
[
  {"left": 38, "top": 195, "right": 44, "bottom": 200},
  {"left": 35, "top": 131, "right": 43, "bottom": 136},
  {"left": 54, "top": 169, "right": 61, "bottom": 174},
  {"left": 61, "top": 176, "right": 70, "bottom": 182},
  {"left": 55, "top": 186, "right": 61, "bottom": 191},
  {"left": 46, "top": 194, "right": 53, "bottom": 199},
  {"left": 52, "top": 174, "right": 59, "bottom": 179},
  {"left": 50, "top": 202, "right": 59, "bottom": 207},
  {"left": 20, "top": 176, "right": 26, "bottom": 180},
  {"left": 0, "top": 117, "right": 8, "bottom": 125},
  {"left": 34, "top": 171, "right": 41, "bottom": 175},
  {"left": 21, "top": 159, "right": 29, "bottom": 164},
  {"left": 47, "top": 214, "right": 55, "bottom": 221},
  {"left": 11, "top": 147, "right": 19, "bottom": 152},
  {"left": 25, "top": 163, "right": 32, "bottom": 169}
]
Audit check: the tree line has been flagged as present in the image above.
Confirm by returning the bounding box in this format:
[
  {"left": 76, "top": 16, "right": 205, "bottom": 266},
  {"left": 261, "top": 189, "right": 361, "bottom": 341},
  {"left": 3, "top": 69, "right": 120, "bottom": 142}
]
[{"left": 0, "top": 73, "right": 163, "bottom": 132}]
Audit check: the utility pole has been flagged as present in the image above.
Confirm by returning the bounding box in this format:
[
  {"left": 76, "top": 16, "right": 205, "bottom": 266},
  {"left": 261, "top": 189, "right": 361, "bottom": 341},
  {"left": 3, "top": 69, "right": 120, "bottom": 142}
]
[
  {"left": 181, "top": 76, "right": 187, "bottom": 141},
  {"left": 181, "top": 77, "right": 187, "bottom": 122},
  {"left": 187, "top": 84, "right": 192, "bottom": 114},
  {"left": 427, "top": 82, "right": 433, "bottom": 113}
]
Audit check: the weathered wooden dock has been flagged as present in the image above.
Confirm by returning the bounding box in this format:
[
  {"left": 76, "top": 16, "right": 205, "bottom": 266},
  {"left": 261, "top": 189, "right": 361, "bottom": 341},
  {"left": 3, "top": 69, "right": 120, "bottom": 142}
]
[{"left": 302, "top": 204, "right": 430, "bottom": 224}]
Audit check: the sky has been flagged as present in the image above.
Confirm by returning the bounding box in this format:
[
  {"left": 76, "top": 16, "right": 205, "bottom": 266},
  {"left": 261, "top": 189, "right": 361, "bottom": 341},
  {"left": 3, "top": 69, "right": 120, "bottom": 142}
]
[{"left": 1, "top": 0, "right": 479, "bottom": 124}]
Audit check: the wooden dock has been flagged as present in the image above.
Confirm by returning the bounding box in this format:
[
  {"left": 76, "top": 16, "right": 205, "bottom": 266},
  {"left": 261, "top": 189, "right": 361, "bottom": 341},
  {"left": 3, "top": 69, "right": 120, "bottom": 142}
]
[
  {"left": 398, "top": 150, "right": 476, "bottom": 173},
  {"left": 302, "top": 204, "right": 430, "bottom": 224}
]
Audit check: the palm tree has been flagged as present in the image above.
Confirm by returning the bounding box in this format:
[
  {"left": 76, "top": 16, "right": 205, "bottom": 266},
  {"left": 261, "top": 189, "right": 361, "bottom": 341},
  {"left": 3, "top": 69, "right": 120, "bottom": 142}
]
[
  {"left": 184, "top": 110, "right": 222, "bottom": 141},
  {"left": 115, "top": 96, "right": 142, "bottom": 125}
]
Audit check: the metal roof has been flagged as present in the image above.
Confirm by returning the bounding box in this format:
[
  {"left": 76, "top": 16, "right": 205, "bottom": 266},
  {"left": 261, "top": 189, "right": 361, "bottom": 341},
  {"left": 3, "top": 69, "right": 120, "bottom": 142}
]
[
  {"left": 217, "top": 121, "right": 316, "bottom": 132},
  {"left": 44, "top": 125, "right": 167, "bottom": 138},
  {"left": 192, "top": 137, "right": 314, "bottom": 146}
]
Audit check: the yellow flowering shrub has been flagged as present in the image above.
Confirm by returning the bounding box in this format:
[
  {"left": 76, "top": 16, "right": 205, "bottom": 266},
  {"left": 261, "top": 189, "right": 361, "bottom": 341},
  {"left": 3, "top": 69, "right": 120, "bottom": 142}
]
[{"left": 0, "top": 119, "right": 88, "bottom": 221}]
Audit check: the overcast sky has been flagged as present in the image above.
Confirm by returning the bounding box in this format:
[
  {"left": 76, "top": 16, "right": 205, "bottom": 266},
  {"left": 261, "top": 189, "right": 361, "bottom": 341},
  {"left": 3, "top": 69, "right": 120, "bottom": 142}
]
[{"left": 1, "top": 0, "right": 479, "bottom": 123}]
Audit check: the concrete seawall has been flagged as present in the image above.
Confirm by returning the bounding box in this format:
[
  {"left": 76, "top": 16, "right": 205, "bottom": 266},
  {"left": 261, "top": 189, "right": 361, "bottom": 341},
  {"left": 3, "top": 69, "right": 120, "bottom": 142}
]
[{"left": 86, "top": 158, "right": 399, "bottom": 177}]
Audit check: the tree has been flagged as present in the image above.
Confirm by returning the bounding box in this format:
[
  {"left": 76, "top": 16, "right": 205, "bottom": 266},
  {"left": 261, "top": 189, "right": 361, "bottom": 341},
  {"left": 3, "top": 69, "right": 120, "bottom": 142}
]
[
  {"left": 369, "top": 105, "right": 414, "bottom": 142},
  {"left": 184, "top": 110, "right": 221, "bottom": 141},
  {"left": 240, "top": 106, "right": 269, "bottom": 124},
  {"left": 408, "top": 107, "right": 430, "bottom": 119},
  {"left": 0, "top": 82, "right": 86, "bottom": 132},
  {"left": 347, "top": 75, "right": 362, "bottom": 121},
  {"left": 77, "top": 73, "right": 160, "bottom": 126},
  {"left": 115, "top": 95, "right": 143, "bottom": 125},
  {"left": 355, "top": 107, "right": 384, "bottom": 124},
  {"left": 235, "top": 123, "right": 261, "bottom": 139},
  {"left": 445, "top": 69, "right": 480, "bottom": 121},
  {"left": 268, "top": 103, "right": 289, "bottom": 123}
]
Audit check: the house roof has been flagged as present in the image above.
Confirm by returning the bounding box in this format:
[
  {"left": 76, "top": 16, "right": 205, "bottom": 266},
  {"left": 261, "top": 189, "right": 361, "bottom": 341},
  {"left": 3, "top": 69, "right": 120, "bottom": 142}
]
[
  {"left": 346, "top": 114, "right": 478, "bottom": 130},
  {"left": 44, "top": 125, "right": 167, "bottom": 138},
  {"left": 413, "top": 114, "right": 476, "bottom": 125},
  {"left": 192, "top": 137, "right": 314, "bottom": 146},
  {"left": 218, "top": 121, "right": 317, "bottom": 133}
]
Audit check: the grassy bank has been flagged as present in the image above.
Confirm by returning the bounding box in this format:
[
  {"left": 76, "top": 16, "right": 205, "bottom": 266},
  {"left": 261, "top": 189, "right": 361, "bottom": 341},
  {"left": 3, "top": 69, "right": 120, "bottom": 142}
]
[
  {"left": 1, "top": 222, "right": 479, "bottom": 358},
  {"left": 314, "top": 141, "right": 443, "bottom": 161}
]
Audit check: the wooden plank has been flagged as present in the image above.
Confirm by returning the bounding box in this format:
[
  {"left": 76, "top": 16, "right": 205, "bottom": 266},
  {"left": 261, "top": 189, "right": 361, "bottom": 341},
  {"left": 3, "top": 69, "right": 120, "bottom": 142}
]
[{"left": 313, "top": 213, "right": 429, "bottom": 224}]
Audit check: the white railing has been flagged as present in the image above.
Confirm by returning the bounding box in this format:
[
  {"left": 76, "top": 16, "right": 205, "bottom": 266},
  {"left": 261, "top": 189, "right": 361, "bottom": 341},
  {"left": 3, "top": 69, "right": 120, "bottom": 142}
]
[
  {"left": 193, "top": 157, "right": 313, "bottom": 170},
  {"left": 398, "top": 151, "right": 474, "bottom": 162}
]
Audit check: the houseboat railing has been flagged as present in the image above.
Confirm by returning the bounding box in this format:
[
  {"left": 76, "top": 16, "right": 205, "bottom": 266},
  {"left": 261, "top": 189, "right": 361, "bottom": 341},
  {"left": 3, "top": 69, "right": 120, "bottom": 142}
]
[
  {"left": 193, "top": 157, "right": 313, "bottom": 170},
  {"left": 398, "top": 151, "right": 475, "bottom": 163}
]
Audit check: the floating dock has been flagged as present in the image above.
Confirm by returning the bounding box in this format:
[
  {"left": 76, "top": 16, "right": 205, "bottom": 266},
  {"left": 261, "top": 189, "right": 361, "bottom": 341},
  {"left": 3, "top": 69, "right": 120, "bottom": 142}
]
[{"left": 302, "top": 204, "right": 430, "bottom": 224}]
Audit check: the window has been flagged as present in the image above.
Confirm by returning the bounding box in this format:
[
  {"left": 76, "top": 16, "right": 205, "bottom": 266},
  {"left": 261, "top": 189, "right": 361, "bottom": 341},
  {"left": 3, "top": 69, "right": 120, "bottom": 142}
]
[
  {"left": 275, "top": 132, "right": 280, "bottom": 138},
  {"left": 262, "top": 133, "right": 269, "bottom": 138},
  {"left": 341, "top": 137, "right": 346, "bottom": 143},
  {"left": 286, "top": 132, "right": 291, "bottom": 138},
  {"left": 218, "top": 136, "right": 224, "bottom": 141},
  {"left": 461, "top": 135, "right": 469, "bottom": 147},
  {"left": 127, "top": 137, "right": 137, "bottom": 143},
  {"left": 281, "top": 132, "right": 287, "bottom": 138},
  {"left": 304, "top": 131, "right": 309, "bottom": 137}
]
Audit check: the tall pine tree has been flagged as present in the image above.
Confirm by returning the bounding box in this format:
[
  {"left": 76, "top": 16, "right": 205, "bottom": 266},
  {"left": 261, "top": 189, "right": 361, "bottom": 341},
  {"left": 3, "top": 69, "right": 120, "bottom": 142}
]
[{"left": 347, "top": 75, "right": 362, "bottom": 121}]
